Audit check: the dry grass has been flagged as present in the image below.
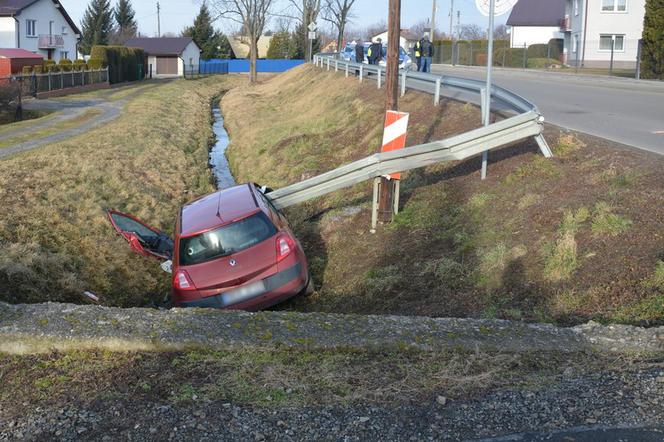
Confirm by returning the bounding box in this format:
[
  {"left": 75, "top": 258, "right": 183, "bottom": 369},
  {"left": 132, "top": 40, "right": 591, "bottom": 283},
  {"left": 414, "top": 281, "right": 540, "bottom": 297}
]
[
  {"left": 0, "top": 348, "right": 585, "bottom": 410},
  {"left": 0, "top": 76, "right": 246, "bottom": 306}
]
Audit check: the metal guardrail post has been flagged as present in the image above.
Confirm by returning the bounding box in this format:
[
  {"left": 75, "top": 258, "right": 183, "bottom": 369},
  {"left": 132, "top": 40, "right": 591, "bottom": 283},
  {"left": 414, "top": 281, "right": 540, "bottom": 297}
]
[
  {"left": 401, "top": 70, "right": 407, "bottom": 97},
  {"left": 480, "top": 87, "right": 489, "bottom": 180},
  {"left": 434, "top": 78, "right": 441, "bottom": 106},
  {"left": 327, "top": 59, "right": 330, "bottom": 70},
  {"left": 334, "top": 60, "right": 338, "bottom": 72},
  {"left": 345, "top": 63, "right": 349, "bottom": 77},
  {"left": 359, "top": 65, "right": 363, "bottom": 83},
  {"left": 371, "top": 177, "right": 380, "bottom": 232},
  {"left": 377, "top": 67, "right": 382, "bottom": 89}
]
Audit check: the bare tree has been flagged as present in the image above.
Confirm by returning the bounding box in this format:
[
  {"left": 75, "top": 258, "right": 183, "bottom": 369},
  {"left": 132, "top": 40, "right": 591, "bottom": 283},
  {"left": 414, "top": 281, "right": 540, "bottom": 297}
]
[
  {"left": 365, "top": 21, "right": 386, "bottom": 41},
  {"left": 493, "top": 24, "right": 509, "bottom": 41},
  {"left": 210, "top": 0, "right": 274, "bottom": 83},
  {"left": 321, "top": 0, "right": 356, "bottom": 55},
  {"left": 458, "top": 23, "right": 485, "bottom": 41},
  {"left": 284, "top": 0, "right": 322, "bottom": 61}
]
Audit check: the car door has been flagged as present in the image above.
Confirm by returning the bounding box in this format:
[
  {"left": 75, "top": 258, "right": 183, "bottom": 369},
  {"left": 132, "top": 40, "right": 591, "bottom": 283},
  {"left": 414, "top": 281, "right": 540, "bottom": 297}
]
[{"left": 107, "top": 210, "right": 174, "bottom": 260}]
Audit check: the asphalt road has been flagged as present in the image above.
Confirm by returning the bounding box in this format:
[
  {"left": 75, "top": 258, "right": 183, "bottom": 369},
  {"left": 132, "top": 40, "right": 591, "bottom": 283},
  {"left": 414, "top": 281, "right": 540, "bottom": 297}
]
[{"left": 430, "top": 65, "right": 664, "bottom": 155}]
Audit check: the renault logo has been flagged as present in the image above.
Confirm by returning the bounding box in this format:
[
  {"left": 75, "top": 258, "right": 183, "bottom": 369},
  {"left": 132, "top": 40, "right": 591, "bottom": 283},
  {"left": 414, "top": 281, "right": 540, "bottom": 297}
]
[{"left": 229, "top": 259, "right": 237, "bottom": 267}]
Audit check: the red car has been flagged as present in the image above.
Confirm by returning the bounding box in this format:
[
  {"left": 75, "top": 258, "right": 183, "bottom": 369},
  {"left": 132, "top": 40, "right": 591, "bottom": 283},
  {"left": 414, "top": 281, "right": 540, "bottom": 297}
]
[{"left": 108, "top": 183, "right": 311, "bottom": 310}]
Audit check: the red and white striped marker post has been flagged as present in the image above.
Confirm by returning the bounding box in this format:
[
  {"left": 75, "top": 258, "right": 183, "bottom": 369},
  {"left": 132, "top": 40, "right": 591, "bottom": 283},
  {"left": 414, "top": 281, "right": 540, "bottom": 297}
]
[{"left": 372, "top": 110, "right": 410, "bottom": 231}]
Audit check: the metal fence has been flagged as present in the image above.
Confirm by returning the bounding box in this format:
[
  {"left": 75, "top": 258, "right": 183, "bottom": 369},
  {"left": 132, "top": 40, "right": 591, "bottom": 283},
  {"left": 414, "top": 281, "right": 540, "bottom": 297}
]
[
  {"left": 1, "top": 68, "right": 110, "bottom": 97},
  {"left": 267, "top": 55, "right": 552, "bottom": 215},
  {"left": 430, "top": 38, "right": 645, "bottom": 79},
  {"left": 184, "top": 62, "right": 230, "bottom": 79}
]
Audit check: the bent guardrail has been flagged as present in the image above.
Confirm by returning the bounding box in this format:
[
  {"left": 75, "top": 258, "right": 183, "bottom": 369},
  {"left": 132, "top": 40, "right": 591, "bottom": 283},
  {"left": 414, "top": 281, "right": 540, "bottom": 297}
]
[{"left": 268, "top": 54, "right": 552, "bottom": 215}]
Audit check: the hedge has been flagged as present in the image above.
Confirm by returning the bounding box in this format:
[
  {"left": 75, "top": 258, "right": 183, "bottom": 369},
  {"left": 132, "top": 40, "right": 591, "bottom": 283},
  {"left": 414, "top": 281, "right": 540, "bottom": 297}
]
[
  {"left": 90, "top": 45, "right": 146, "bottom": 84},
  {"left": 432, "top": 39, "right": 510, "bottom": 65},
  {"left": 59, "top": 59, "right": 73, "bottom": 72}
]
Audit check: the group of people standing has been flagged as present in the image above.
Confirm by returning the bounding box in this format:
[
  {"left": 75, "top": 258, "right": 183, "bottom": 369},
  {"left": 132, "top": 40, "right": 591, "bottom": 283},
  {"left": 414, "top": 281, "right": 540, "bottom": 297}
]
[{"left": 352, "top": 34, "right": 435, "bottom": 73}]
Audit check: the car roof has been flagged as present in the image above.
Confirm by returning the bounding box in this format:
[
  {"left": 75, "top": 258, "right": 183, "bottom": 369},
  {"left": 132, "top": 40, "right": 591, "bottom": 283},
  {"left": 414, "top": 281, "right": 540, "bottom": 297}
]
[{"left": 179, "top": 184, "right": 259, "bottom": 237}]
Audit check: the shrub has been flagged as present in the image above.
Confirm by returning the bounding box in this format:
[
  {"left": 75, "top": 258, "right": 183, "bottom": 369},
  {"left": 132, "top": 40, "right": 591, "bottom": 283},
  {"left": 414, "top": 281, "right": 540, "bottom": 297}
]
[
  {"left": 641, "top": 0, "right": 664, "bottom": 80},
  {"left": 87, "top": 58, "right": 105, "bottom": 70},
  {"left": 90, "top": 45, "right": 146, "bottom": 84},
  {"left": 44, "top": 59, "right": 56, "bottom": 67},
  {"left": 22, "top": 66, "right": 33, "bottom": 75},
  {"left": 47, "top": 64, "right": 61, "bottom": 73},
  {"left": 495, "top": 47, "right": 527, "bottom": 68},
  {"left": 59, "top": 59, "right": 73, "bottom": 72},
  {"left": 33, "top": 65, "right": 43, "bottom": 74}
]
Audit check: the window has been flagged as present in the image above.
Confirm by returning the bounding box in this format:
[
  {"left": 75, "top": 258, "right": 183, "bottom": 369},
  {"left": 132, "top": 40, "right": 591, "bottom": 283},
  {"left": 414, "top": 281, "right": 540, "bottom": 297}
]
[
  {"left": 62, "top": 26, "right": 67, "bottom": 35},
  {"left": 179, "top": 212, "right": 277, "bottom": 266},
  {"left": 599, "top": 34, "right": 625, "bottom": 51},
  {"left": 573, "top": 35, "right": 579, "bottom": 53},
  {"left": 61, "top": 51, "right": 69, "bottom": 60},
  {"left": 574, "top": 0, "right": 579, "bottom": 15},
  {"left": 26, "top": 19, "right": 36, "bottom": 37},
  {"left": 601, "top": 0, "right": 627, "bottom": 12}
]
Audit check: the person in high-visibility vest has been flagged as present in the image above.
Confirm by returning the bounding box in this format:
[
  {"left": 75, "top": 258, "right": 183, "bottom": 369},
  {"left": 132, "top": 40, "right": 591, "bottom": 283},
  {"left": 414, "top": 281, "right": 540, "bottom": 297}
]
[
  {"left": 368, "top": 38, "right": 382, "bottom": 65},
  {"left": 414, "top": 40, "right": 422, "bottom": 71}
]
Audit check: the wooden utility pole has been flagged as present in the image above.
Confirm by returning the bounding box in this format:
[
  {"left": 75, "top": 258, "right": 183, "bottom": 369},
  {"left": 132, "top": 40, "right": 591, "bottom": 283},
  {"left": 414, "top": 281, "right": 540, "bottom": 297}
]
[
  {"left": 449, "top": 0, "right": 454, "bottom": 40},
  {"left": 157, "top": 2, "right": 161, "bottom": 37},
  {"left": 378, "top": 0, "right": 401, "bottom": 223}
]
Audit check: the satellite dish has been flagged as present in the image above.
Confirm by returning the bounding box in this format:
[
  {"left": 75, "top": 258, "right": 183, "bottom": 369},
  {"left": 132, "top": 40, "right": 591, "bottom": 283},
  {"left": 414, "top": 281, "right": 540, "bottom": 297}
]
[{"left": 475, "top": 0, "right": 519, "bottom": 17}]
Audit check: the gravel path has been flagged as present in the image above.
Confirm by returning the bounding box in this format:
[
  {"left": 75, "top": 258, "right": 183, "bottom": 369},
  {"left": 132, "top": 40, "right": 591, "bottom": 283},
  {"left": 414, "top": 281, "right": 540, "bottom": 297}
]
[{"left": 1, "top": 364, "right": 662, "bottom": 441}]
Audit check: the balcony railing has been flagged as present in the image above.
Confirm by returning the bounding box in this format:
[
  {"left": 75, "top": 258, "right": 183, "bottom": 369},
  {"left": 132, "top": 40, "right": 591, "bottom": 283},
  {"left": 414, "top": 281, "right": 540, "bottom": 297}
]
[
  {"left": 38, "top": 34, "right": 65, "bottom": 49},
  {"left": 560, "top": 17, "right": 571, "bottom": 32}
]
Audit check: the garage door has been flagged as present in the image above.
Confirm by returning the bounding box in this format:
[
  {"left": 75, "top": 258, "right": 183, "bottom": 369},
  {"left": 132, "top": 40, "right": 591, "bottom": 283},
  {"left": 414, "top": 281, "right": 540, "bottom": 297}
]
[{"left": 156, "top": 57, "right": 178, "bottom": 75}]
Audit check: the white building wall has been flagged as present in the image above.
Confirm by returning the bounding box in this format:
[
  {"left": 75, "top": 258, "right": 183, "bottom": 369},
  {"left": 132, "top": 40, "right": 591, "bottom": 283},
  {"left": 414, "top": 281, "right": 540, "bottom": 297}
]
[
  {"left": 510, "top": 26, "right": 563, "bottom": 48},
  {"left": 15, "top": 0, "right": 79, "bottom": 60},
  {"left": 147, "top": 55, "right": 157, "bottom": 76},
  {"left": 179, "top": 41, "right": 201, "bottom": 75},
  {"left": 584, "top": 0, "right": 645, "bottom": 68},
  {"left": 0, "top": 17, "right": 17, "bottom": 47},
  {"left": 565, "top": 0, "right": 646, "bottom": 68}
]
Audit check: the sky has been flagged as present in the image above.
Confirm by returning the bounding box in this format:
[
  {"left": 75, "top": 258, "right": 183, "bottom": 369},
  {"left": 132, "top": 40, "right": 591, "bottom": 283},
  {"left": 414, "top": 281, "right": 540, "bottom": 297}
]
[{"left": 58, "top": 0, "right": 511, "bottom": 38}]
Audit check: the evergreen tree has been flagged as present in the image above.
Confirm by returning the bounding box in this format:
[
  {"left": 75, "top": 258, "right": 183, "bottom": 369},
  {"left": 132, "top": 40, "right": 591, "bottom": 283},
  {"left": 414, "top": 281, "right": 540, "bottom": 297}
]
[
  {"left": 114, "top": 0, "right": 137, "bottom": 39},
  {"left": 288, "top": 23, "right": 319, "bottom": 59},
  {"left": 182, "top": 3, "right": 232, "bottom": 59},
  {"left": 641, "top": 0, "right": 664, "bottom": 80},
  {"left": 80, "top": 0, "right": 114, "bottom": 55},
  {"left": 266, "top": 31, "right": 291, "bottom": 59}
]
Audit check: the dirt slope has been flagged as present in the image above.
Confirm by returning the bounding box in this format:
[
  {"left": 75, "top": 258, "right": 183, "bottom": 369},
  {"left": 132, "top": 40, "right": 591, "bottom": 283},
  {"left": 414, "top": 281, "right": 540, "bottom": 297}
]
[{"left": 223, "top": 64, "right": 664, "bottom": 325}]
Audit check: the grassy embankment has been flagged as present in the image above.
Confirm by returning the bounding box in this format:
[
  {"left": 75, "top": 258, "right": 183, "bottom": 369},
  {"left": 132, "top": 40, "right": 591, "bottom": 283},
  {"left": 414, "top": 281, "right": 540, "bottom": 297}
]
[
  {"left": 223, "top": 64, "right": 664, "bottom": 325},
  {"left": 0, "top": 347, "right": 611, "bottom": 415},
  {"left": 0, "top": 76, "right": 245, "bottom": 306}
]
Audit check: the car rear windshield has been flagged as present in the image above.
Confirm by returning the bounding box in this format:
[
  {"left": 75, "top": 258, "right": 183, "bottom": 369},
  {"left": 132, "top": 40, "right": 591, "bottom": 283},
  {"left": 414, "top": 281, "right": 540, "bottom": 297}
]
[{"left": 179, "top": 211, "right": 277, "bottom": 266}]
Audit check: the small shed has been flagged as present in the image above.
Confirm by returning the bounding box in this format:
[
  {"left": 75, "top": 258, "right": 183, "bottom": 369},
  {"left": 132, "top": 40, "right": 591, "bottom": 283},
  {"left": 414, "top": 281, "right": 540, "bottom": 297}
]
[
  {"left": 124, "top": 37, "right": 201, "bottom": 77},
  {"left": 0, "top": 49, "right": 43, "bottom": 77}
]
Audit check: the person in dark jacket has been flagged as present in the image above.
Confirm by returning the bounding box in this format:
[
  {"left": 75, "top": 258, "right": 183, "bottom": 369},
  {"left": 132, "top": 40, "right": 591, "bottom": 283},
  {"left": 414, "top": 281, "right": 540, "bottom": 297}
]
[
  {"left": 355, "top": 40, "right": 365, "bottom": 63},
  {"left": 418, "top": 33, "right": 434, "bottom": 73},
  {"left": 368, "top": 38, "right": 383, "bottom": 65}
]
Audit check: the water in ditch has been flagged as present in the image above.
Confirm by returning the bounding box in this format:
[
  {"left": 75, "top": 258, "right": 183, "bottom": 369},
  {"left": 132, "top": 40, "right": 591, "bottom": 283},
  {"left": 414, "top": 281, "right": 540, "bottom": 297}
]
[{"left": 209, "top": 105, "right": 236, "bottom": 190}]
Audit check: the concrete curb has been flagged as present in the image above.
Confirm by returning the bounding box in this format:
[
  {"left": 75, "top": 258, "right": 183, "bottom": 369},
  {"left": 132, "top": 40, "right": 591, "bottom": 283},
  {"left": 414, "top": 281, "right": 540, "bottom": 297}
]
[{"left": 0, "top": 302, "right": 662, "bottom": 355}]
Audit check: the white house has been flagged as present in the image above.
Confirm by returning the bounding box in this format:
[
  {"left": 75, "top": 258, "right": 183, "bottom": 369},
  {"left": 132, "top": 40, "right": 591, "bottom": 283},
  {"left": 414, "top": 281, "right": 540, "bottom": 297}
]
[
  {"left": 124, "top": 37, "right": 201, "bottom": 77},
  {"left": 506, "top": 0, "right": 565, "bottom": 48},
  {"left": 562, "top": 0, "right": 646, "bottom": 68},
  {"left": 0, "top": 0, "right": 80, "bottom": 60}
]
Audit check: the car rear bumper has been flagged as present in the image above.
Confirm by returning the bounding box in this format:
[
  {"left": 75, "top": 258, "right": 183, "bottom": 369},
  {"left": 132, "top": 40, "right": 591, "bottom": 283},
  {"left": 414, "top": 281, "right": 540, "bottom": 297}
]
[{"left": 176, "top": 262, "right": 305, "bottom": 310}]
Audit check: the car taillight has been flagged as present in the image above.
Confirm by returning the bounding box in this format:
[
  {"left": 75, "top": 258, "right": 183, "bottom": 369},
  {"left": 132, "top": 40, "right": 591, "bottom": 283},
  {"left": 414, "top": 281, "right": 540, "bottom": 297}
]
[
  {"left": 173, "top": 269, "right": 196, "bottom": 291},
  {"left": 276, "top": 234, "right": 295, "bottom": 262}
]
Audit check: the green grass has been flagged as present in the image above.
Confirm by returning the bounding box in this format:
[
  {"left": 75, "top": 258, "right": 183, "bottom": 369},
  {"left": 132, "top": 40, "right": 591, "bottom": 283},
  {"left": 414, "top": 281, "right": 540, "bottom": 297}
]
[
  {"left": 591, "top": 202, "right": 632, "bottom": 237},
  {"left": 543, "top": 208, "right": 589, "bottom": 282},
  {"left": 0, "top": 109, "right": 56, "bottom": 129}
]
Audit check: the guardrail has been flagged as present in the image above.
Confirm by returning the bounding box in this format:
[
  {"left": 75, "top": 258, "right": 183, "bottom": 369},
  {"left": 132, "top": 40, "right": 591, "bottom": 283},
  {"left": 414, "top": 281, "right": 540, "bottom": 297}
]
[{"left": 268, "top": 54, "right": 552, "bottom": 216}]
